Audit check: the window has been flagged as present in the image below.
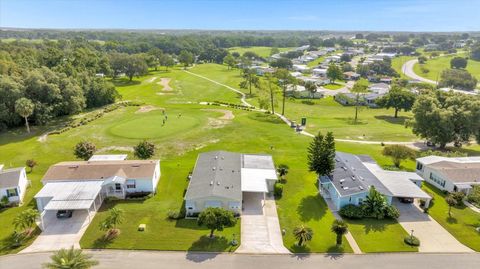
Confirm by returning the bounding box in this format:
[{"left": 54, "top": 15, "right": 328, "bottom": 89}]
[
  {"left": 416, "top": 163, "right": 423, "bottom": 171},
  {"left": 6, "top": 188, "right": 18, "bottom": 197},
  {"left": 187, "top": 207, "right": 193, "bottom": 210},
  {"left": 115, "top": 183, "right": 122, "bottom": 190},
  {"left": 429, "top": 173, "right": 446, "bottom": 187},
  {"left": 126, "top": 180, "right": 136, "bottom": 189}
]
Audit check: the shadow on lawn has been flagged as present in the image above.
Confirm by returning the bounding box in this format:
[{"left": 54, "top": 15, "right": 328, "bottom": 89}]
[
  {"left": 297, "top": 195, "right": 327, "bottom": 222},
  {"left": 112, "top": 79, "right": 141, "bottom": 87},
  {"left": 334, "top": 117, "right": 368, "bottom": 125},
  {"left": 374, "top": 115, "right": 409, "bottom": 125},
  {"left": 186, "top": 235, "right": 233, "bottom": 262}
]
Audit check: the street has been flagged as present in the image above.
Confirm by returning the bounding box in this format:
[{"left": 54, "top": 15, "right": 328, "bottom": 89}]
[{"left": 1, "top": 251, "right": 479, "bottom": 269}]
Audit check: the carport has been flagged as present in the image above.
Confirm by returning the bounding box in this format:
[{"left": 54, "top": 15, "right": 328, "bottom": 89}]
[{"left": 35, "top": 181, "right": 104, "bottom": 230}]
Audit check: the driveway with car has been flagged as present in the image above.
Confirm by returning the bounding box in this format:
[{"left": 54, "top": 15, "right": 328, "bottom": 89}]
[
  {"left": 20, "top": 209, "right": 96, "bottom": 253},
  {"left": 394, "top": 199, "right": 473, "bottom": 253}
]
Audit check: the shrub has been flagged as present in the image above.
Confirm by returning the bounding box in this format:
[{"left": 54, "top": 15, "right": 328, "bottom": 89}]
[
  {"left": 404, "top": 235, "right": 420, "bottom": 246},
  {"left": 338, "top": 204, "right": 364, "bottom": 219},
  {"left": 384, "top": 205, "right": 400, "bottom": 219},
  {"left": 274, "top": 183, "right": 283, "bottom": 198},
  {"left": 167, "top": 209, "right": 185, "bottom": 220},
  {"left": 74, "top": 141, "right": 96, "bottom": 160},
  {"left": 0, "top": 196, "right": 9, "bottom": 208},
  {"left": 467, "top": 186, "right": 480, "bottom": 206},
  {"left": 134, "top": 140, "right": 155, "bottom": 159},
  {"left": 450, "top": 191, "right": 465, "bottom": 204}
]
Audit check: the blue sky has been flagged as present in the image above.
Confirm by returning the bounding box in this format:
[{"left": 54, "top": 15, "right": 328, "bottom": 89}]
[{"left": 1, "top": 0, "right": 479, "bottom": 31}]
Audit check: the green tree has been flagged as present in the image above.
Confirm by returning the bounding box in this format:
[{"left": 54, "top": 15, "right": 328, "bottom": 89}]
[
  {"left": 134, "top": 140, "right": 155, "bottom": 159},
  {"left": 327, "top": 64, "right": 343, "bottom": 83},
  {"left": 277, "top": 164, "right": 289, "bottom": 181},
  {"left": 376, "top": 86, "right": 416, "bottom": 118},
  {"left": 363, "top": 186, "right": 388, "bottom": 219},
  {"left": 148, "top": 48, "right": 163, "bottom": 71},
  {"left": 223, "top": 54, "right": 236, "bottom": 70},
  {"left": 293, "top": 225, "right": 313, "bottom": 246},
  {"left": 197, "top": 207, "right": 237, "bottom": 238},
  {"left": 26, "top": 159, "right": 37, "bottom": 172},
  {"left": 450, "top": 57, "right": 468, "bottom": 69},
  {"left": 274, "top": 68, "right": 295, "bottom": 115},
  {"left": 304, "top": 81, "right": 317, "bottom": 98},
  {"left": 13, "top": 209, "right": 39, "bottom": 235},
  {"left": 99, "top": 208, "right": 124, "bottom": 238},
  {"left": 331, "top": 220, "right": 348, "bottom": 245},
  {"left": 239, "top": 68, "right": 259, "bottom": 96},
  {"left": 307, "top": 132, "right": 336, "bottom": 177},
  {"left": 350, "top": 78, "right": 369, "bottom": 123},
  {"left": 74, "top": 141, "right": 96, "bottom": 161},
  {"left": 471, "top": 45, "right": 480, "bottom": 61},
  {"left": 382, "top": 144, "right": 416, "bottom": 168},
  {"left": 159, "top": 54, "right": 175, "bottom": 71},
  {"left": 438, "top": 69, "right": 477, "bottom": 90},
  {"left": 270, "top": 47, "right": 280, "bottom": 56},
  {"left": 15, "top": 97, "right": 35, "bottom": 133},
  {"left": 125, "top": 54, "right": 148, "bottom": 81},
  {"left": 270, "top": 58, "right": 293, "bottom": 69},
  {"left": 43, "top": 247, "right": 98, "bottom": 269},
  {"left": 265, "top": 73, "right": 279, "bottom": 114},
  {"left": 445, "top": 194, "right": 457, "bottom": 217},
  {"left": 178, "top": 50, "right": 194, "bottom": 69}
]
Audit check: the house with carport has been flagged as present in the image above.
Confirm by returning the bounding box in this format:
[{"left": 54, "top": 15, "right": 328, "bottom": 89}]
[
  {"left": 320, "top": 152, "right": 431, "bottom": 210},
  {"left": 184, "top": 151, "right": 277, "bottom": 217}
]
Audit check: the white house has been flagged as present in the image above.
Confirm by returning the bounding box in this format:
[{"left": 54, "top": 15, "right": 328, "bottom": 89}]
[
  {"left": 184, "top": 151, "right": 278, "bottom": 217},
  {"left": 416, "top": 156, "right": 480, "bottom": 194},
  {"left": 0, "top": 166, "right": 28, "bottom": 205},
  {"left": 292, "top": 64, "right": 310, "bottom": 73},
  {"left": 312, "top": 68, "right": 328, "bottom": 78},
  {"left": 35, "top": 158, "right": 160, "bottom": 227}
]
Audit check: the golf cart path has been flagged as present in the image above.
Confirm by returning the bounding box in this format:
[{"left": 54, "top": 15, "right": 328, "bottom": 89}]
[
  {"left": 401, "top": 59, "right": 437, "bottom": 84},
  {"left": 184, "top": 69, "right": 425, "bottom": 147}
]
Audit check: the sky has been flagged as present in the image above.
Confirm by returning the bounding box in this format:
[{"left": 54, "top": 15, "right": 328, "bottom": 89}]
[{"left": 1, "top": 0, "right": 479, "bottom": 32}]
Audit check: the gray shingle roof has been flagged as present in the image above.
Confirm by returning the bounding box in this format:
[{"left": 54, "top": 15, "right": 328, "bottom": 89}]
[
  {"left": 0, "top": 167, "right": 24, "bottom": 189},
  {"left": 185, "top": 151, "right": 242, "bottom": 201}
]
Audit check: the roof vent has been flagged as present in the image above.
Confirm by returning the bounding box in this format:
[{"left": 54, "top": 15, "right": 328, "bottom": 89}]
[
  {"left": 343, "top": 186, "right": 349, "bottom": 190},
  {"left": 212, "top": 167, "right": 216, "bottom": 171},
  {"left": 132, "top": 164, "right": 140, "bottom": 168},
  {"left": 339, "top": 179, "right": 345, "bottom": 183},
  {"left": 342, "top": 166, "right": 347, "bottom": 171},
  {"left": 210, "top": 181, "right": 213, "bottom": 186},
  {"left": 215, "top": 156, "right": 218, "bottom": 159},
  {"left": 359, "top": 186, "right": 364, "bottom": 190},
  {"left": 217, "top": 181, "right": 220, "bottom": 186}
]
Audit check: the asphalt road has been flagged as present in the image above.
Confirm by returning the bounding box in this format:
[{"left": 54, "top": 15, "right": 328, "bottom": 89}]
[
  {"left": 402, "top": 59, "right": 437, "bottom": 84},
  {"left": 1, "top": 251, "right": 479, "bottom": 269}
]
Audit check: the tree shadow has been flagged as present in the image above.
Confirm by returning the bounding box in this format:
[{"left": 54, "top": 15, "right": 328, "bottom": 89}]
[
  {"left": 374, "top": 115, "right": 409, "bottom": 125},
  {"left": 91, "top": 234, "right": 115, "bottom": 249},
  {"left": 446, "top": 216, "right": 458, "bottom": 224},
  {"left": 187, "top": 235, "right": 232, "bottom": 254},
  {"left": 359, "top": 219, "right": 390, "bottom": 234},
  {"left": 111, "top": 79, "right": 141, "bottom": 87},
  {"left": 297, "top": 195, "right": 327, "bottom": 222},
  {"left": 333, "top": 117, "right": 368, "bottom": 125},
  {"left": 290, "top": 243, "right": 311, "bottom": 254}
]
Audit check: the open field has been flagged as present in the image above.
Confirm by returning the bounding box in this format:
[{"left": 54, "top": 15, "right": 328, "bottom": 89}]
[
  {"left": 413, "top": 54, "right": 480, "bottom": 82},
  {"left": 423, "top": 183, "right": 480, "bottom": 251},
  {"left": 391, "top": 56, "right": 416, "bottom": 79},
  {"left": 1, "top": 62, "right": 479, "bottom": 255},
  {"left": 227, "top": 46, "right": 292, "bottom": 58}
]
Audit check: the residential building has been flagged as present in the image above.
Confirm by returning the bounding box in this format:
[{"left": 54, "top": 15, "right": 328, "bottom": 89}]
[
  {"left": 320, "top": 152, "right": 431, "bottom": 210},
  {"left": 343, "top": 71, "right": 360, "bottom": 80},
  {"left": 184, "top": 151, "right": 278, "bottom": 216},
  {"left": 0, "top": 166, "right": 28, "bottom": 205},
  {"left": 416, "top": 156, "right": 480, "bottom": 194}
]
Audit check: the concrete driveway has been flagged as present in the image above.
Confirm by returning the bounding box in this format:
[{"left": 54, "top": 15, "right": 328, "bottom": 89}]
[
  {"left": 236, "top": 192, "right": 289, "bottom": 254},
  {"left": 20, "top": 209, "right": 96, "bottom": 253},
  {"left": 394, "top": 199, "right": 473, "bottom": 253}
]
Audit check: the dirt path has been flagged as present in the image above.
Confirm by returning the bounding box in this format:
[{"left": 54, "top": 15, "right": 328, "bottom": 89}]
[
  {"left": 145, "top": 77, "right": 157, "bottom": 84},
  {"left": 157, "top": 78, "right": 172, "bottom": 91},
  {"left": 37, "top": 133, "right": 49, "bottom": 143},
  {"left": 201, "top": 109, "right": 235, "bottom": 120},
  {"left": 136, "top": 105, "right": 163, "bottom": 113},
  {"left": 97, "top": 146, "right": 134, "bottom": 152}
]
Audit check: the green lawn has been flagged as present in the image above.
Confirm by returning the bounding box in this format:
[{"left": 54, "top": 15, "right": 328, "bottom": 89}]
[
  {"left": 227, "top": 46, "right": 292, "bottom": 58},
  {"left": 345, "top": 218, "right": 418, "bottom": 253},
  {"left": 423, "top": 183, "right": 480, "bottom": 251},
  {"left": 391, "top": 56, "right": 416, "bottom": 79},
  {"left": 322, "top": 83, "right": 344, "bottom": 90},
  {"left": 413, "top": 54, "right": 480, "bottom": 82}
]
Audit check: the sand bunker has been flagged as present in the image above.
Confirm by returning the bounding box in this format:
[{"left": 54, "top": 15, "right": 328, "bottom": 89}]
[
  {"left": 157, "top": 78, "right": 172, "bottom": 91},
  {"left": 136, "top": 105, "right": 163, "bottom": 113},
  {"left": 201, "top": 109, "right": 235, "bottom": 120},
  {"left": 145, "top": 77, "right": 157, "bottom": 84},
  {"left": 97, "top": 146, "right": 134, "bottom": 153}
]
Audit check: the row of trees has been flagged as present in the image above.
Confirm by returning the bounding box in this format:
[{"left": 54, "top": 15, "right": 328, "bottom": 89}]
[{"left": 74, "top": 140, "right": 156, "bottom": 160}]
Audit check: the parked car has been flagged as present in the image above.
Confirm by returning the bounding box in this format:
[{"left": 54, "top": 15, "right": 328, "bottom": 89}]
[
  {"left": 56, "top": 210, "right": 73, "bottom": 219},
  {"left": 399, "top": 197, "right": 414, "bottom": 203}
]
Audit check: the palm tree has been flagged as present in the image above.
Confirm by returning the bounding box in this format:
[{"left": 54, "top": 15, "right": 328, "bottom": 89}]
[
  {"left": 277, "top": 164, "right": 289, "bottom": 182},
  {"left": 99, "top": 208, "right": 124, "bottom": 237},
  {"left": 15, "top": 97, "right": 35, "bottom": 133},
  {"left": 13, "top": 209, "right": 39, "bottom": 235},
  {"left": 331, "top": 220, "right": 348, "bottom": 245},
  {"left": 445, "top": 195, "right": 457, "bottom": 217},
  {"left": 293, "top": 225, "right": 313, "bottom": 246},
  {"left": 43, "top": 247, "right": 98, "bottom": 269}
]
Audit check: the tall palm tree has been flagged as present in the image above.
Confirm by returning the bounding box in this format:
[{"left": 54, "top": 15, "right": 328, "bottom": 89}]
[
  {"left": 15, "top": 97, "right": 35, "bottom": 133},
  {"left": 293, "top": 225, "right": 313, "bottom": 246},
  {"left": 99, "top": 208, "right": 124, "bottom": 237},
  {"left": 43, "top": 247, "right": 98, "bottom": 269},
  {"left": 331, "top": 219, "right": 348, "bottom": 245}
]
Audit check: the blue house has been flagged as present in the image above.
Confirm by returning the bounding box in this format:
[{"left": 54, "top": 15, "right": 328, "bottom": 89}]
[{"left": 319, "top": 152, "right": 431, "bottom": 210}]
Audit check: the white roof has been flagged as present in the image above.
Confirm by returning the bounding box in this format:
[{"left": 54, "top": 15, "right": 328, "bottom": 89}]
[
  {"left": 417, "top": 155, "right": 480, "bottom": 165},
  {"left": 241, "top": 168, "right": 276, "bottom": 193},
  {"left": 89, "top": 154, "right": 128, "bottom": 161},
  {"left": 35, "top": 181, "right": 102, "bottom": 210},
  {"left": 363, "top": 163, "right": 431, "bottom": 199}
]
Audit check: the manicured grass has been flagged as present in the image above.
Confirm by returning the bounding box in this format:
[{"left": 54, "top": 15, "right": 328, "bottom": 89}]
[
  {"left": 344, "top": 218, "right": 418, "bottom": 253},
  {"left": 189, "top": 64, "right": 419, "bottom": 142},
  {"left": 391, "top": 56, "right": 416, "bottom": 79},
  {"left": 306, "top": 56, "right": 325, "bottom": 68},
  {"left": 227, "top": 46, "right": 292, "bottom": 58},
  {"left": 423, "top": 183, "right": 480, "bottom": 251},
  {"left": 413, "top": 54, "right": 480, "bottom": 82},
  {"left": 322, "top": 83, "right": 344, "bottom": 90}
]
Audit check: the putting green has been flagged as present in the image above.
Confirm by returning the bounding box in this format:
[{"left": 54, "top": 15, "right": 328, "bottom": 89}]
[{"left": 108, "top": 113, "right": 200, "bottom": 139}]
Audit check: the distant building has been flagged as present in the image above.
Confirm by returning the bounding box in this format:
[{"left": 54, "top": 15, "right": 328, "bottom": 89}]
[{"left": 0, "top": 166, "right": 29, "bottom": 205}]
